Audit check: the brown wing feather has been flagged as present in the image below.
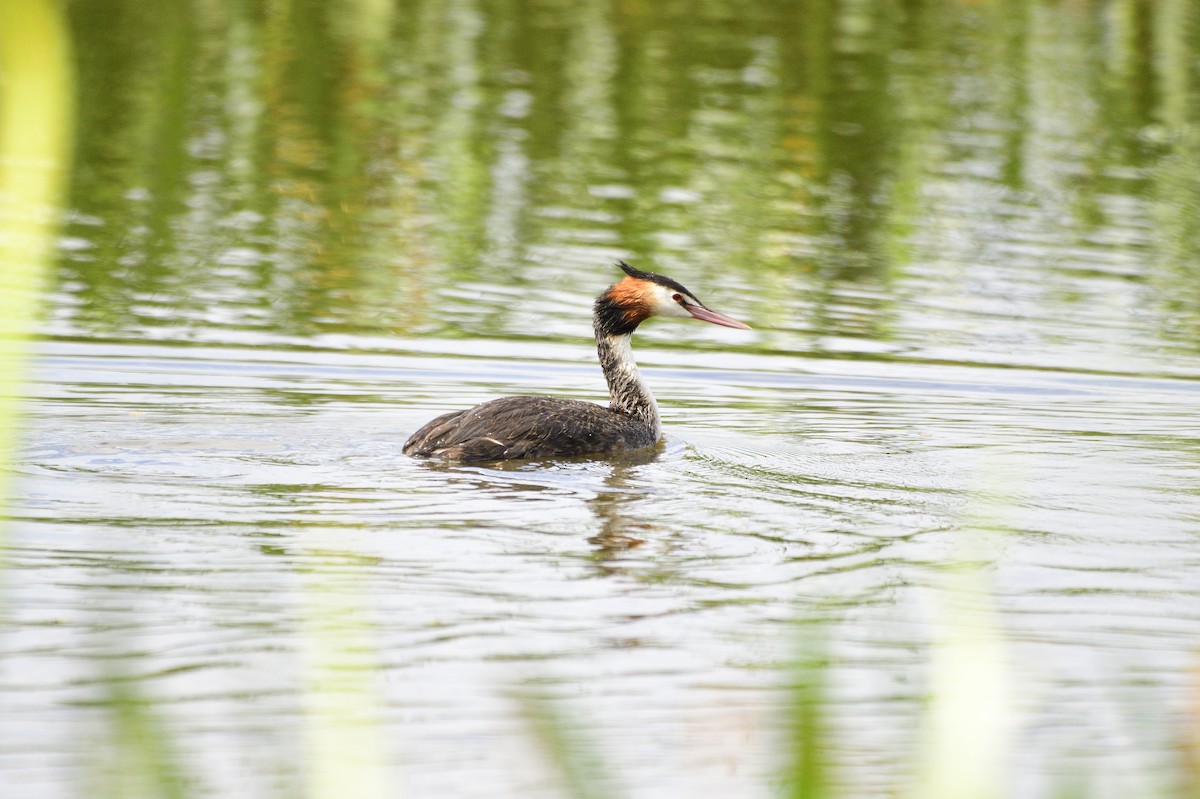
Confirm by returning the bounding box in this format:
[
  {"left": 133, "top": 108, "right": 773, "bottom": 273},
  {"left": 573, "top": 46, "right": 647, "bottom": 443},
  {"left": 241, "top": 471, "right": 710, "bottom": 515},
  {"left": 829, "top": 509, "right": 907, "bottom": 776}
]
[{"left": 403, "top": 396, "right": 656, "bottom": 461}]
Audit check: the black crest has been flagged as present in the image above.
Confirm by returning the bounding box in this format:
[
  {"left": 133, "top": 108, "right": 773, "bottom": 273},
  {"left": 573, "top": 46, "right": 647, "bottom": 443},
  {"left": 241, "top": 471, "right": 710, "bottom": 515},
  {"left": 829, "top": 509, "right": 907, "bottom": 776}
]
[{"left": 616, "top": 261, "right": 693, "bottom": 298}]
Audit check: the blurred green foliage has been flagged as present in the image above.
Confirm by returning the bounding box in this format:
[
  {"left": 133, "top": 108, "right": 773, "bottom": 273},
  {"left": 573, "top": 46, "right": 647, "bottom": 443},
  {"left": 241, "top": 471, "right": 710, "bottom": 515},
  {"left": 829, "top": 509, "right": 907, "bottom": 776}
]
[{"left": 56, "top": 0, "right": 1200, "bottom": 352}]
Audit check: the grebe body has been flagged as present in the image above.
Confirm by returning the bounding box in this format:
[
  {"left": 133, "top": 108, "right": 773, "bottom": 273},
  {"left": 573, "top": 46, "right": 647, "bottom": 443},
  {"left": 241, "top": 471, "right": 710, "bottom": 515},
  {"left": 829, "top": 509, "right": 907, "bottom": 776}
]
[{"left": 403, "top": 262, "right": 749, "bottom": 462}]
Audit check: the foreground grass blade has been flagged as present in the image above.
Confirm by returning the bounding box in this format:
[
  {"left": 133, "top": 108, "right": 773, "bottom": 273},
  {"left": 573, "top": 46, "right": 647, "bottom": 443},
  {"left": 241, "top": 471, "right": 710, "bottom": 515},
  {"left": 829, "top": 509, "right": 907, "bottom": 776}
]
[
  {"left": 518, "top": 687, "right": 621, "bottom": 799},
  {"left": 1185, "top": 657, "right": 1200, "bottom": 799},
  {"left": 299, "top": 554, "right": 390, "bottom": 799},
  {"left": 0, "top": 0, "right": 74, "bottom": 546},
  {"left": 95, "top": 674, "right": 188, "bottom": 799},
  {"left": 915, "top": 568, "right": 1012, "bottom": 799},
  {"left": 782, "top": 639, "right": 832, "bottom": 799}
]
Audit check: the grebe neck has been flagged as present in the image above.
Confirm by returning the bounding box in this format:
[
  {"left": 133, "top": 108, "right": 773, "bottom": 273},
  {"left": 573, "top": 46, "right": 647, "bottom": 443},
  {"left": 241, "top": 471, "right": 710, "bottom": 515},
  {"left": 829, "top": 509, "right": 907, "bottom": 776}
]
[{"left": 595, "top": 325, "right": 660, "bottom": 437}]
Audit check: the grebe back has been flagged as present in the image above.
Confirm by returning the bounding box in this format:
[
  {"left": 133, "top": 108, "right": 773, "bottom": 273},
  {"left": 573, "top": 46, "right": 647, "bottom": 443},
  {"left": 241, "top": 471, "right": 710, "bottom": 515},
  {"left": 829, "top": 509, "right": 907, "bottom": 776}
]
[{"left": 403, "top": 262, "right": 750, "bottom": 461}]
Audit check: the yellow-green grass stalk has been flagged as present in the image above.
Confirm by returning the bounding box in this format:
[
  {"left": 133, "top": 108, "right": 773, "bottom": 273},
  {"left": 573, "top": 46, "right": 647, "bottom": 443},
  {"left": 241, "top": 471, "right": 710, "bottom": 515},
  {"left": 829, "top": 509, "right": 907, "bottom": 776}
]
[
  {"left": 780, "top": 635, "right": 833, "bottom": 799},
  {"left": 298, "top": 553, "right": 390, "bottom": 799},
  {"left": 913, "top": 565, "right": 1013, "bottom": 799},
  {"left": 92, "top": 671, "right": 189, "bottom": 799},
  {"left": 517, "top": 686, "right": 622, "bottom": 799},
  {"left": 1184, "top": 656, "right": 1200, "bottom": 799},
  {"left": 0, "top": 0, "right": 74, "bottom": 544},
  {"left": 294, "top": 1, "right": 396, "bottom": 793},
  {"left": 909, "top": 459, "right": 1023, "bottom": 799}
]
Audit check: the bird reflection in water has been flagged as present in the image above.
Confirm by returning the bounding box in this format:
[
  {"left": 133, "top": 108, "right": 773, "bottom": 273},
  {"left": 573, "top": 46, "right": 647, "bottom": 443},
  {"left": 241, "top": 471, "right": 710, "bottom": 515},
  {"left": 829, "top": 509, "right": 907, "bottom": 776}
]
[
  {"left": 581, "top": 447, "right": 673, "bottom": 573},
  {"left": 412, "top": 444, "right": 675, "bottom": 575}
]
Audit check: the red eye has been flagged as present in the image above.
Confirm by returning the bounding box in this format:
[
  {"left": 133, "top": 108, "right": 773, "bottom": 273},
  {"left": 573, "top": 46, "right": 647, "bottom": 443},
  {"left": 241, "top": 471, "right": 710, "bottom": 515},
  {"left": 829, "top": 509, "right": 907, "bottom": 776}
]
[{"left": 672, "top": 293, "right": 683, "bottom": 303}]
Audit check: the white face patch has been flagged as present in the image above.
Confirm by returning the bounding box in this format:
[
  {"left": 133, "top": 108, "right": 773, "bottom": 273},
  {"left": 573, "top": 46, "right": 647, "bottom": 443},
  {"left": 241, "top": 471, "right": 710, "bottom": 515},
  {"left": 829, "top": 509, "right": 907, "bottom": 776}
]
[{"left": 647, "top": 282, "right": 698, "bottom": 319}]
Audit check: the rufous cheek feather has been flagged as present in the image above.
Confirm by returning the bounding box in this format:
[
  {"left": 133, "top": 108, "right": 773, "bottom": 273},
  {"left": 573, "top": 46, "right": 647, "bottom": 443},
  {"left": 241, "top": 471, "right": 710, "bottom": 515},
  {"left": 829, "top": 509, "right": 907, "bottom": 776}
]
[{"left": 609, "top": 277, "right": 653, "bottom": 324}]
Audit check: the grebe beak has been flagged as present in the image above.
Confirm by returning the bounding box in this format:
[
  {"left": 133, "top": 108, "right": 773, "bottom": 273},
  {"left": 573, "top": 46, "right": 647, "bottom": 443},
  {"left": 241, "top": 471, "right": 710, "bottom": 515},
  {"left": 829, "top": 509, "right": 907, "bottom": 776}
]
[{"left": 685, "top": 304, "right": 752, "bottom": 330}]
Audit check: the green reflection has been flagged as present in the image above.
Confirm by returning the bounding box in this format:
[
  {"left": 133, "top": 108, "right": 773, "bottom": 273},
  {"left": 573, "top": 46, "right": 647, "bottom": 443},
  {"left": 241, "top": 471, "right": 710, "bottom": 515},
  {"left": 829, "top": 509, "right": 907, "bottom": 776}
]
[{"left": 54, "top": 0, "right": 1200, "bottom": 364}]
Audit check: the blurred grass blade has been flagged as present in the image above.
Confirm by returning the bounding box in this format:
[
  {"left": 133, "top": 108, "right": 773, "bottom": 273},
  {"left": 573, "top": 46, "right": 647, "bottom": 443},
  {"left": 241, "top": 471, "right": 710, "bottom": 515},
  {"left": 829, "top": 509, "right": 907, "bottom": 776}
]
[
  {"left": 915, "top": 569, "right": 1012, "bottom": 799},
  {"left": 518, "top": 687, "right": 620, "bottom": 799},
  {"left": 1186, "top": 655, "right": 1200, "bottom": 799},
  {"left": 0, "top": 0, "right": 74, "bottom": 535},
  {"left": 299, "top": 554, "right": 390, "bottom": 799},
  {"left": 95, "top": 674, "right": 188, "bottom": 799},
  {"left": 782, "top": 638, "right": 832, "bottom": 799}
]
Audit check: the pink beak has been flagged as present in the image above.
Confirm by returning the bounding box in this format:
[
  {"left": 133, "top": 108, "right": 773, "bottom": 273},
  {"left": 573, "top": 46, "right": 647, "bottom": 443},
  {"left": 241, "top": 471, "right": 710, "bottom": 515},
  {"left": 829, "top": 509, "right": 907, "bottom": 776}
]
[{"left": 685, "top": 304, "right": 752, "bottom": 330}]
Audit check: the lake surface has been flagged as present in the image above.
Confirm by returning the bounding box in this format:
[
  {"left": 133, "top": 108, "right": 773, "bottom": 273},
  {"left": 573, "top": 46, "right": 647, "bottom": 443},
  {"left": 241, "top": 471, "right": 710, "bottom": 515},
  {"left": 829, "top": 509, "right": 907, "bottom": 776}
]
[{"left": 4, "top": 1, "right": 1200, "bottom": 797}]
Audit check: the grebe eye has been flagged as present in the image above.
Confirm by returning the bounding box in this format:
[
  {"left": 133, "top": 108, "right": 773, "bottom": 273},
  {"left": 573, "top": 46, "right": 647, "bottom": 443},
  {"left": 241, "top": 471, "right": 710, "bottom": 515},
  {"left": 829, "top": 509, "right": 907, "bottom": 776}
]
[{"left": 672, "top": 293, "right": 683, "bottom": 303}]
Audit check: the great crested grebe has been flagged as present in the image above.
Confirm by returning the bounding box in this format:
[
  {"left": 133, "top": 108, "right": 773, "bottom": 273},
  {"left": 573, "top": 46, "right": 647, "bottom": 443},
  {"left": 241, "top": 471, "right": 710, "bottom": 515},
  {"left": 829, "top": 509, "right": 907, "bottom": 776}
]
[{"left": 403, "top": 261, "right": 750, "bottom": 461}]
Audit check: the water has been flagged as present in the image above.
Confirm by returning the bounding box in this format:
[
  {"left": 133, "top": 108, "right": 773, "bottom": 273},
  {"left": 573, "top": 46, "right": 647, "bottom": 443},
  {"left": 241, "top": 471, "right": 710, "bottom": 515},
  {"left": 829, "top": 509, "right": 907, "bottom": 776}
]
[{"left": 4, "top": 1, "right": 1200, "bottom": 797}]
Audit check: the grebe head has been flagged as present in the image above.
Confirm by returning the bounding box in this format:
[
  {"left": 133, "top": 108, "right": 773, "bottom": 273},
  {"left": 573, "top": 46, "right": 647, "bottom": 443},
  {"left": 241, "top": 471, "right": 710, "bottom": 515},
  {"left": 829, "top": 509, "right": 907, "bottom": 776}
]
[{"left": 594, "top": 261, "right": 752, "bottom": 336}]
